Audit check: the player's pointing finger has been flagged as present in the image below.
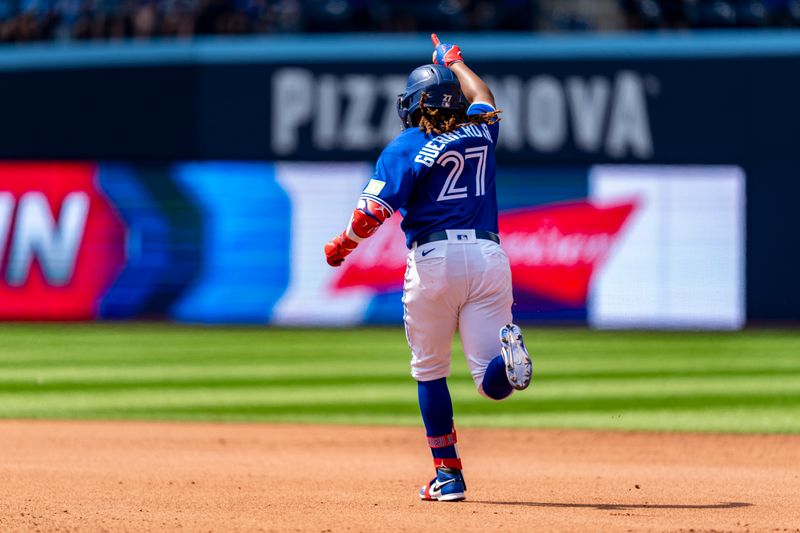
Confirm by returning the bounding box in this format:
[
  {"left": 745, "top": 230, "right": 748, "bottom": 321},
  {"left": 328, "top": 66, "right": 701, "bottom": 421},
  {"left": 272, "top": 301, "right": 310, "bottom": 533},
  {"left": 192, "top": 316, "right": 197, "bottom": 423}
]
[{"left": 431, "top": 33, "right": 440, "bottom": 47}]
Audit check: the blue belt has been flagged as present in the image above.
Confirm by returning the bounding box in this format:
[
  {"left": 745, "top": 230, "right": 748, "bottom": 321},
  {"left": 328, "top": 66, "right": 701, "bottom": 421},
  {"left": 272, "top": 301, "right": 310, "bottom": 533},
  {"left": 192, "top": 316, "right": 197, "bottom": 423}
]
[{"left": 415, "top": 230, "right": 500, "bottom": 247}]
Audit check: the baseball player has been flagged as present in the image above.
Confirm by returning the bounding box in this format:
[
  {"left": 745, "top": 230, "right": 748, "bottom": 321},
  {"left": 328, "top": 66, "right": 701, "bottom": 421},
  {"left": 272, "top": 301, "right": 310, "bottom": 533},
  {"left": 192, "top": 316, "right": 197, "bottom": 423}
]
[{"left": 324, "top": 34, "right": 532, "bottom": 502}]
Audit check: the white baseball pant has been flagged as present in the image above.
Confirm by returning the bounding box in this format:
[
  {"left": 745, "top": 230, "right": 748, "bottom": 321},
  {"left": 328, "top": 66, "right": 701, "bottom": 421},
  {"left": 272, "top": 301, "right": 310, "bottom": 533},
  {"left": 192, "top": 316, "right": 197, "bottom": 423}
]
[{"left": 403, "top": 229, "right": 513, "bottom": 390}]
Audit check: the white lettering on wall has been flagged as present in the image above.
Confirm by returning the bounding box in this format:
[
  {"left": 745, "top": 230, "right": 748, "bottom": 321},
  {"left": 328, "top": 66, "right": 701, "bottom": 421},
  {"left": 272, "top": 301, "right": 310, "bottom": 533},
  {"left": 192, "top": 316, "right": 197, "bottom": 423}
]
[
  {"left": 0, "top": 193, "right": 13, "bottom": 263},
  {"left": 270, "top": 68, "right": 658, "bottom": 158},
  {"left": 606, "top": 71, "right": 654, "bottom": 158},
  {"left": 272, "top": 68, "right": 315, "bottom": 155},
  {"left": 4, "top": 192, "right": 89, "bottom": 286},
  {"left": 486, "top": 76, "right": 523, "bottom": 151},
  {"left": 527, "top": 76, "right": 567, "bottom": 152},
  {"left": 566, "top": 76, "right": 611, "bottom": 153},
  {"left": 341, "top": 75, "right": 376, "bottom": 150},
  {"left": 314, "top": 74, "right": 339, "bottom": 150}
]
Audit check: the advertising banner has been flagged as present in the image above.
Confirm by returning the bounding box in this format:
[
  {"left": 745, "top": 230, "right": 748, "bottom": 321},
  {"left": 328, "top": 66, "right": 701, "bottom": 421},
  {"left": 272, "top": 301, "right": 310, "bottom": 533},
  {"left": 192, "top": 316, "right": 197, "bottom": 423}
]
[
  {"left": 0, "top": 163, "right": 125, "bottom": 320},
  {"left": 0, "top": 161, "right": 745, "bottom": 328},
  {"left": 3, "top": 44, "right": 795, "bottom": 167},
  {"left": 589, "top": 166, "right": 745, "bottom": 329},
  {"left": 307, "top": 164, "right": 744, "bottom": 328},
  {"left": 268, "top": 67, "right": 659, "bottom": 164},
  {"left": 0, "top": 35, "right": 794, "bottom": 320}
]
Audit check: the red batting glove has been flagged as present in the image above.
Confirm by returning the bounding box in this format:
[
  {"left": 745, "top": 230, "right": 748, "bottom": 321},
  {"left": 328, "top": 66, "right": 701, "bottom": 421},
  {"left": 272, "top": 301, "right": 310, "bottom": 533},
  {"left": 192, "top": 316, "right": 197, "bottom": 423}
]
[
  {"left": 324, "top": 232, "right": 358, "bottom": 267},
  {"left": 431, "top": 33, "right": 464, "bottom": 68}
]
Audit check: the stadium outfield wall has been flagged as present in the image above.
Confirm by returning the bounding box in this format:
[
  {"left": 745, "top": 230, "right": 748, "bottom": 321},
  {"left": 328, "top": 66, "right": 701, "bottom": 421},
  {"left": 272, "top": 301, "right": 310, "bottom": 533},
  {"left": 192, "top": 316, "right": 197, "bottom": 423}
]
[{"left": 0, "top": 32, "right": 797, "bottom": 324}]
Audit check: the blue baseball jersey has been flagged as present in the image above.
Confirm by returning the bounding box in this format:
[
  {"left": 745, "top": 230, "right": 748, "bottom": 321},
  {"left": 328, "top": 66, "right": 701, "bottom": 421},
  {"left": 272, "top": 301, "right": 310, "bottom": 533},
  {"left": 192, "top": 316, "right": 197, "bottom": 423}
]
[{"left": 360, "top": 103, "right": 500, "bottom": 248}]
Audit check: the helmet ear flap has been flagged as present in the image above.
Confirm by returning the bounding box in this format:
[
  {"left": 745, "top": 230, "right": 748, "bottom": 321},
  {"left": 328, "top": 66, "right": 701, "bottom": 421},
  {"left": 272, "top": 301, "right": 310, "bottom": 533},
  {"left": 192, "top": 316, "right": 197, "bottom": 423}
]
[{"left": 397, "top": 93, "right": 410, "bottom": 129}]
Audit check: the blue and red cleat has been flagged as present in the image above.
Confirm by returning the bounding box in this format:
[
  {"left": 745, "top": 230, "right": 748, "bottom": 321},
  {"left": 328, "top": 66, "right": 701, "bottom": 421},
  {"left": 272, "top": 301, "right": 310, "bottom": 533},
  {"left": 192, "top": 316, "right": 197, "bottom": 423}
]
[{"left": 419, "top": 467, "right": 467, "bottom": 502}]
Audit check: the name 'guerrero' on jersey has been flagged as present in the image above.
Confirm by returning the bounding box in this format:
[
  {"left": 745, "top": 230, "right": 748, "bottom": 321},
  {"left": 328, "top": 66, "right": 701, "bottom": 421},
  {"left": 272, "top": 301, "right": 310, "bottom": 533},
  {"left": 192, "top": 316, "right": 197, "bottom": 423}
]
[{"left": 413, "top": 123, "right": 494, "bottom": 167}]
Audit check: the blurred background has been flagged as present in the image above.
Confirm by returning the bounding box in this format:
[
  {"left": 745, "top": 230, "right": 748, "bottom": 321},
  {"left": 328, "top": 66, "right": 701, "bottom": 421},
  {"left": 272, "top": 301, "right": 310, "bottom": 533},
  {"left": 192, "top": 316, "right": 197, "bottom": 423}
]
[
  {"left": 1, "top": 0, "right": 798, "bottom": 327},
  {"left": 0, "top": 0, "right": 798, "bottom": 429},
  {"left": 1, "top": 0, "right": 800, "bottom": 42}
]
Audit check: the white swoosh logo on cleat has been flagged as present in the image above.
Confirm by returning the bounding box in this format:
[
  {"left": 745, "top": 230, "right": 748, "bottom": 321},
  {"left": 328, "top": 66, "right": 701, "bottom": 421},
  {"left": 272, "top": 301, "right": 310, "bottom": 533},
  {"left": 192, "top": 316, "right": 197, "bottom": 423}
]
[{"left": 431, "top": 478, "right": 457, "bottom": 495}]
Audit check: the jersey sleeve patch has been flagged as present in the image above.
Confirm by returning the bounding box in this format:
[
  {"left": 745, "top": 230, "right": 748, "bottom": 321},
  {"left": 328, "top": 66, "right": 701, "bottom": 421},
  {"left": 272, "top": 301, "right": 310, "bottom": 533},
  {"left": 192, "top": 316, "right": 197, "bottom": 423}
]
[{"left": 363, "top": 178, "right": 386, "bottom": 196}]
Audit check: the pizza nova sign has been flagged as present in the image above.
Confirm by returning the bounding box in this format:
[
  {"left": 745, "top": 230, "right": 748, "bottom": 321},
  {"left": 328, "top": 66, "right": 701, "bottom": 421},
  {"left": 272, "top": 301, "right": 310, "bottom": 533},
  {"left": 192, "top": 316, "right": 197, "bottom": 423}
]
[{"left": 271, "top": 68, "right": 657, "bottom": 159}]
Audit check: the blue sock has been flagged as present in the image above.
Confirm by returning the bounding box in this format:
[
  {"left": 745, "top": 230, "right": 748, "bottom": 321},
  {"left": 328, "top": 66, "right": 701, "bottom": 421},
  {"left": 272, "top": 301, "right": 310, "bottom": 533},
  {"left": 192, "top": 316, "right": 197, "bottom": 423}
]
[
  {"left": 481, "top": 355, "right": 513, "bottom": 400},
  {"left": 417, "top": 378, "right": 461, "bottom": 468}
]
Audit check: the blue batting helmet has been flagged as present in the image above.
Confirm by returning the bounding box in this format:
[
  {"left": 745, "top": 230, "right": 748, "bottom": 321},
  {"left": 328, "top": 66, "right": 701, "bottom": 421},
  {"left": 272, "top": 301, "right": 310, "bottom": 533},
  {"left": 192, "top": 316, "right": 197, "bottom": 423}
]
[{"left": 397, "top": 64, "right": 463, "bottom": 129}]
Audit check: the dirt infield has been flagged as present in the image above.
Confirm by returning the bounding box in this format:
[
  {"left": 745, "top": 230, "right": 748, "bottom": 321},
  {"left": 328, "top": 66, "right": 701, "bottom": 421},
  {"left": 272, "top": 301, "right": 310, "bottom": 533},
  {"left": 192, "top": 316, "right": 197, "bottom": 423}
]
[{"left": 1, "top": 421, "right": 798, "bottom": 532}]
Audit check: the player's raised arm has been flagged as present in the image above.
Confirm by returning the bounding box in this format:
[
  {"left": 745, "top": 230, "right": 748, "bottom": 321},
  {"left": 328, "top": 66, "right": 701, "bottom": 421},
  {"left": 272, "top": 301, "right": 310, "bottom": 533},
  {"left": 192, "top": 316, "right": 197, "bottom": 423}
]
[{"left": 431, "top": 33, "right": 495, "bottom": 108}]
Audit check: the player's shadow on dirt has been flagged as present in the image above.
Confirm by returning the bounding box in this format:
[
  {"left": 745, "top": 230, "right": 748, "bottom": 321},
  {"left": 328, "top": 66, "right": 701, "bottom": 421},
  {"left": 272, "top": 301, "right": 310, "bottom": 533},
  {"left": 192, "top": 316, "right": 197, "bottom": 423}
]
[{"left": 469, "top": 501, "right": 751, "bottom": 511}]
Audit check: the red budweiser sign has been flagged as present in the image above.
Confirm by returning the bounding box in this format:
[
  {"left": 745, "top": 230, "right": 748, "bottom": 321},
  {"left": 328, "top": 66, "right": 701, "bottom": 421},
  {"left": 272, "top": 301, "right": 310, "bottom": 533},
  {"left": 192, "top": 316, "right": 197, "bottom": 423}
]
[
  {"left": 332, "top": 199, "right": 637, "bottom": 306},
  {"left": 499, "top": 200, "right": 636, "bottom": 305}
]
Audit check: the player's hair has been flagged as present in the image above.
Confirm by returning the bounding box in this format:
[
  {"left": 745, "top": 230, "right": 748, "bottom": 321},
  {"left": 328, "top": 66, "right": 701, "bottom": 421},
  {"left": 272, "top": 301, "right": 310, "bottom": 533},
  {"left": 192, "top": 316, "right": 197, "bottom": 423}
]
[{"left": 415, "top": 92, "right": 501, "bottom": 136}]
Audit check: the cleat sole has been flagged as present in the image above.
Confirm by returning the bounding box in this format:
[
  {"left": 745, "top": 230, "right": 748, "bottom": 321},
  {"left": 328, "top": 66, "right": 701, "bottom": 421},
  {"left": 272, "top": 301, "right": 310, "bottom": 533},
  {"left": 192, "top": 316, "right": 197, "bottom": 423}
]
[{"left": 499, "top": 323, "right": 533, "bottom": 390}]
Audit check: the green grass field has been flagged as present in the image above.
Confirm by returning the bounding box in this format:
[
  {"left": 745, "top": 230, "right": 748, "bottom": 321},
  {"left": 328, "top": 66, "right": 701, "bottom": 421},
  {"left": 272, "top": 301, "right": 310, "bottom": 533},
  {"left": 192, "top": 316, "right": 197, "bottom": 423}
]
[{"left": 0, "top": 324, "right": 798, "bottom": 433}]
